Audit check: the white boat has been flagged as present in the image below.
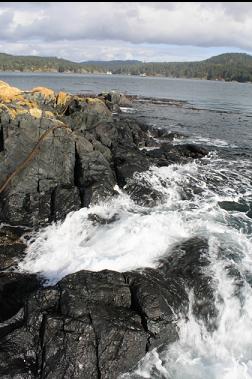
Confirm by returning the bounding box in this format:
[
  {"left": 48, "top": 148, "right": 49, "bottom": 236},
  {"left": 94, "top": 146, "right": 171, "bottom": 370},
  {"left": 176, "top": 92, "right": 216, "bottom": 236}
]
[
  {"left": 140, "top": 73, "right": 147, "bottom": 77},
  {"left": 106, "top": 71, "right": 112, "bottom": 75}
]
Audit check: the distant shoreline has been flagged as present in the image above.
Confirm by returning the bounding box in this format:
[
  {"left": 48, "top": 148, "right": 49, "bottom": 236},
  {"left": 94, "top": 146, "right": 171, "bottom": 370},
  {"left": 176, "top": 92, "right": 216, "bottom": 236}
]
[
  {"left": 0, "top": 70, "right": 250, "bottom": 84},
  {"left": 1, "top": 52, "right": 252, "bottom": 83}
]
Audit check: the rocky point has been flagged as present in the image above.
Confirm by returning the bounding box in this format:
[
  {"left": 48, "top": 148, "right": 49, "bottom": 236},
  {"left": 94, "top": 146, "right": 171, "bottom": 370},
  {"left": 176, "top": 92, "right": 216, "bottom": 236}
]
[{"left": 0, "top": 81, "right": 209, "bottom": 378}]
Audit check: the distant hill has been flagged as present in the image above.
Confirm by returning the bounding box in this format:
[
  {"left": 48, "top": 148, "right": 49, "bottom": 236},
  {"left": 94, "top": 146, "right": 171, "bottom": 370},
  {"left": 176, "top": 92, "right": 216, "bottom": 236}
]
[
  {"left": 205, "top": 52, "right": 252, "bottom": 65},
  {"left": 81, "top": 53, "right": 252, "bottom": 82},
  {"left": 0, "top": 52, "right": 252, "bottom": 82},
  {"left": 0, "top": 52, "right": 100, "bottom": 74},
  {"left": 80, "top": 60, "right": 142, "bottom": 73},
  {"left": 82, "top": 60, "right": 142, "bottom": 65}
]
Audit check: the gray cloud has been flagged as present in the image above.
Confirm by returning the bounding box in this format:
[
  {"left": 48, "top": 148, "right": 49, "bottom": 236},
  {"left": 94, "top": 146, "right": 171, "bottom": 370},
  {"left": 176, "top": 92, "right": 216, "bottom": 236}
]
[{"left": 0, "top": 2, "right": 252, "bottom": 61}]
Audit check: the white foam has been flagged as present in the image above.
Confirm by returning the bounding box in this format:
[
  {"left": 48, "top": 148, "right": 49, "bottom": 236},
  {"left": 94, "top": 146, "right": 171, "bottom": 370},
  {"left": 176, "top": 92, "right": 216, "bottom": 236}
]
[
  {"left": 119, "top": 157, "right": 252, "bottom": 378},
  {"left": 18, "top": 157, "right": 252, "bottom": 289},
  {"left": 173, "top": 136, "right": 238, "bottom": 148},
  {"left": 120, "top": 107, "right": 136, "bottom": 114},
  {"left": 18, "top": 193, "right": 190, "bottom": 285}
]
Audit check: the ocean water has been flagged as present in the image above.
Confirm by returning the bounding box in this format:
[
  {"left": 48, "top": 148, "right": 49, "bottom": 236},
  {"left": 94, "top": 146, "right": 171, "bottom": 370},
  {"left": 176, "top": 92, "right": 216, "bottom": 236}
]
[
  {"left": 5, "top": 73, "right": 252, "bottom": 378},
  {"left": 1, "top": 71, "right": 252, "bottom": 115}
]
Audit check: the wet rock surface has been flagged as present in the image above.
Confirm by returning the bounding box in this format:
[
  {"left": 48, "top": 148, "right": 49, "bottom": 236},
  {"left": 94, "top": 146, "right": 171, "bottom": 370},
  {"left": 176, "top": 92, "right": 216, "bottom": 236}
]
[
  {"left": 0, "top": 236, "right": 216, "bottom": 379},
  {"left": 0, "top": 82, "right": 211, "bottom": 378},
  {"left": 0, "top": 226, "right": 29, "bottom": 270}
]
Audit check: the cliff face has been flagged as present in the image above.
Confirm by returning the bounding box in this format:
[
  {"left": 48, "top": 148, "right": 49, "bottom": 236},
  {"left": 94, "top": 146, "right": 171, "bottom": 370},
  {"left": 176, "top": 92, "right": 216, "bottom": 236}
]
[{"left": 0, "top": 83, "right": 209, "bottom": 378}]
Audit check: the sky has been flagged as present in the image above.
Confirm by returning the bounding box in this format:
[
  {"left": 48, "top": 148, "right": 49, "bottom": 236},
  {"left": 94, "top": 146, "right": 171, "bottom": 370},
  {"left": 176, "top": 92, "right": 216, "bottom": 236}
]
[{"left": 0, "top": 2, "right": 252, "bottom": 62}]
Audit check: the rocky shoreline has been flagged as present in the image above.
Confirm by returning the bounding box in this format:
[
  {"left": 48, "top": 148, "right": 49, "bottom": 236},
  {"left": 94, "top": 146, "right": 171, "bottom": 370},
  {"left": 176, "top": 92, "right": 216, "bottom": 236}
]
[{"left": 0, "top": 81, "right": 209, "bottom": 378}]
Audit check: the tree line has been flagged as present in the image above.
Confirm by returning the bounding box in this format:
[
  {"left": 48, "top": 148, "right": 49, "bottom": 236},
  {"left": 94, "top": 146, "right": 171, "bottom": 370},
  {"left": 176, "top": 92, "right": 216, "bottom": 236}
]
[{"left": 1, "top": 52, "right": 252, "bottom": 83}]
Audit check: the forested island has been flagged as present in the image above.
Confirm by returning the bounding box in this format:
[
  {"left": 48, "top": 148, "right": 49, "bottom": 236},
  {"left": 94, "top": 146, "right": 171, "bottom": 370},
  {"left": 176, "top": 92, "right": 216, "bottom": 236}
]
[{"left": 0, "top": 52, "right": 252, "bottom": 82}]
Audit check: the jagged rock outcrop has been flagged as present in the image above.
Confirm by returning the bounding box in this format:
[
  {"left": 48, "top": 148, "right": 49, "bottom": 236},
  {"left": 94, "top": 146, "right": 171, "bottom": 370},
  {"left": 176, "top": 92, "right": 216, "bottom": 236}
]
[
  {"left": 0, "top": 81, "right": 213, "bottom": 378},
  {"left": 99, "top": 91, "right": 132, "bottom": 112},
  {"left": 0, "top": 237, "right": 217, "bottom": 378},
  {"left": 0, "top": 82, "right": 208, "bottom": 227},
  {"left": 0, "top": 85, "right": 115, "bottom": 226}
]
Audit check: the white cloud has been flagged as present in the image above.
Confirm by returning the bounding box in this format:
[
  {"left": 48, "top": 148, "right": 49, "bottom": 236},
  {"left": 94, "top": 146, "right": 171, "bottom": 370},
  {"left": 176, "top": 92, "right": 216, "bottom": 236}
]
[{"left": 0, "top": 2, "right": 251, "bottom": 61}]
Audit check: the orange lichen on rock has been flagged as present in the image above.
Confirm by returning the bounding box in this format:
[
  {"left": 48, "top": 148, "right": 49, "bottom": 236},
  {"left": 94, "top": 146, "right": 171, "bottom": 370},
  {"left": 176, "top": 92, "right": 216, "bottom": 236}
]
[
  {"left": 0, "top": 81, "right": 10, "bottom": 88},
  {"left": 0, "top": 95, "right": 44, "bottom": 120},
  {"left": 31, "top": 87, "right": 55, "bottom": 101},
  {"left": 16, "top": 99, "right": 38, "bottom": 109},
  {"left": 86, "top": 97, "right": 103, "bottom": 104},
  {"left": 56, "top": 91, "right": 71, "bottom": 107},
  {"left": 0, "top": 81, "right": 22, "bottom": 102}
]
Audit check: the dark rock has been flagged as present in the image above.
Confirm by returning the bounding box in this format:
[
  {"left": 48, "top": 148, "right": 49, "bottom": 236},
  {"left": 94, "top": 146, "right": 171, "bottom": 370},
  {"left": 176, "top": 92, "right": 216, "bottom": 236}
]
[
  {"left": 99, "top": 91, "right": 132, "bottom": 110},
  {"left": 125, "top": 269, "right": 185, "bottom": 349},
  {"left": 174, "top": 143, "right": 208, "bottom": 158},
  {"left": 0, "top": 84, "right": 207, "bottom": 228},
  {"left": 95, "top": 122, "right": 116, "bottom": 148},
  {"left": 0, "top": 84, "right": 216, "bottom": 377},
  {"left": 0, "top": 225, "right": 28, "bottom": 270},
  {"left": 0, "top": 235, "right": 220, "bottom": 378},
  {"left": 65, "top": 97, "right": 112, "bottom": 130},
  {"left": 247, "top": 209, "right": 252, "bottom": 219},
  {"left": 75, "top": 147, "right": 116, "bottom": 205},
  {"left": 218, "top": 200, "right": 250, "bottom": 213},
  {"left": 59, "top": 270, "right": 132, "bottom": 317},
  {"left": 65, "top": 96, "right": 85, "bottom": 115},
  {"left": 40, "top": 315, "right": 98, "bottom": 379},
  {"left": 92, "top": 139, "right": 113, "bottom": 162},
  {"left": 0, "top": 116, "right": 76, "bottom": 226},
  {"left": 145, "top": 143, "right": 208, "bottom": 167},
  {"left": 0, "top": 272, "right": 40, "bottom": 323},
  {"left": 51, "top": 185, "right": 81, "bottom": 222},
  {"left": 124, "top": 179, "right": 164, "bottom": 207},
  {"left": 113, "top": 146, "right": 151, "bottom": 187},
  {"left": 88, "top": 213, "right": 119, "bottom": 225},
  {"left": 92, "top": 306, "right": 146, "bottom": 379},
  {"left": 144, "top": 138, "right": 160, "bottom": 147},
  {"left": 158, "top": 237, "right": 217, "bottom": 330},
  {"left": 158, "top": 130, "right": 186, "bottom": 140},
  {"left": 150, "top": 128, "right": 186, "bottom": 140},
  {"left": 0, "top": 270, "right": 148, "bottom": 378}
]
